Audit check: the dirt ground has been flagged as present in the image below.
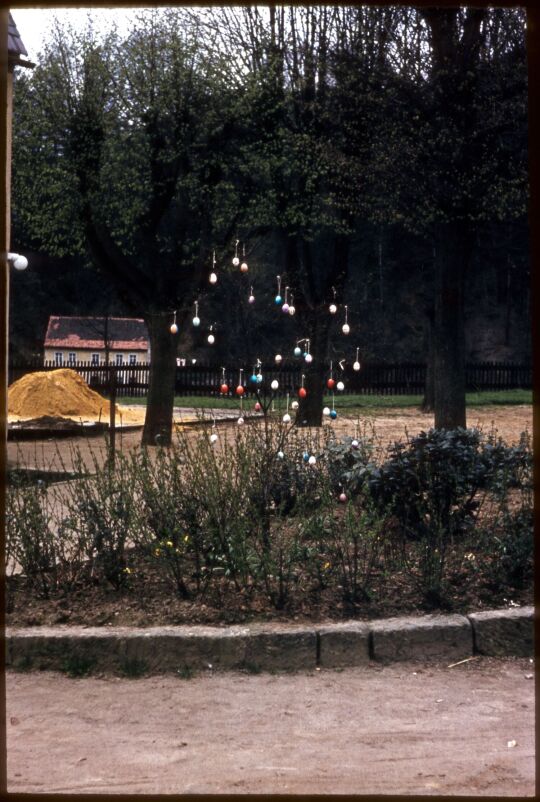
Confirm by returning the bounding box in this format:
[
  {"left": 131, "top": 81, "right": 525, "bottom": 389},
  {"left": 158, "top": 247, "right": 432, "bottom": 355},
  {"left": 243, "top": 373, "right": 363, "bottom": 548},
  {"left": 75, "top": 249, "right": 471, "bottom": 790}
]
[
  {"left": 7, "top": 657, "right": 535, "bottom": 795},
  {"left": 7, "top": 403, "right": 532, "bottom": 473}
]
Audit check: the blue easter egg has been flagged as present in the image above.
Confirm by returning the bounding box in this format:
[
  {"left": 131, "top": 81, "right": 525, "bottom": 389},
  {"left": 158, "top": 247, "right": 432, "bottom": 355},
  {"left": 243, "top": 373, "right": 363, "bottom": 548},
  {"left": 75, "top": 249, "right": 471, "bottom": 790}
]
[
  {"left": 256, "top": 374, "right": 263, "bottom": 384},
  {"left": 330, "top": 410, "right": 337, "bottom": 419},
  {"left": 294, "top": 347, "right": 302, "bottom": 357},
  {"left": 275, "top": 295, "right": 282, "bottom": 304},
  {"left": 303, "top": 452, "right": 310, "bottom": 463},
  {"left": 250, "top": 373, "right": 258, "bottom": 383}
]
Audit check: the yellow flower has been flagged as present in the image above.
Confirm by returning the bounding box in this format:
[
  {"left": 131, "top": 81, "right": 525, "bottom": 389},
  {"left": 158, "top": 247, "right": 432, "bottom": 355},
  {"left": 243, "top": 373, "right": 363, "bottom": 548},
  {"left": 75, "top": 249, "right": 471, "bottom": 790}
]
[
  {"left": 123, "top": 567, "right": 132, "bottom": 574},
  {"left": 183, "top": 535, "right": 190, "bottom": 543},
  {"left": 323, "top": 562, "right": 331, "bottom": 570},
  {"left": 166, "top": 540, "right": 173, "bottom": 548}
]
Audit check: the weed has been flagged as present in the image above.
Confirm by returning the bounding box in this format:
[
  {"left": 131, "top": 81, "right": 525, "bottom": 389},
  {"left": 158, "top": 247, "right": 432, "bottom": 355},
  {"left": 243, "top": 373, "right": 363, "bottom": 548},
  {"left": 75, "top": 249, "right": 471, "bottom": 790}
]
[
  {"left": 119, "top": 657, "right": 148, "bottom": 678},
  {"left": 61, "top": 654, "right": 96, "bottom": 678}
]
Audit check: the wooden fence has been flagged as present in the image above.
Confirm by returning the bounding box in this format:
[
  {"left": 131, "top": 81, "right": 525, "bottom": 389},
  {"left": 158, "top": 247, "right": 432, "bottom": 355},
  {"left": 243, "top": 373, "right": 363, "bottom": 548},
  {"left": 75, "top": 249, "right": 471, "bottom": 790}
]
[{"left": 7, "top": 360, "right": 532, "bottom": 398}]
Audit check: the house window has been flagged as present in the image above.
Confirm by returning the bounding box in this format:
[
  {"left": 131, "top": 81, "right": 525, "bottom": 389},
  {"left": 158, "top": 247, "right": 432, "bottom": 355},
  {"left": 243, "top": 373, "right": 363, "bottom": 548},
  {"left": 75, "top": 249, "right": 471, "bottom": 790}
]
[
  {"left": 54, "top": 352, "right": 63, "bottom": 365},
  {"left": 91, "top": 353, "right": 100, "bottom": 365},
  {"left": 129, "top": 354, "right": 137, "bottom": 365},
  {"left": 68, "top": 352, "right": 76, "bottom": 364},
  {"left": 115, "top": 353, "right": 124, "bottom": 365}
]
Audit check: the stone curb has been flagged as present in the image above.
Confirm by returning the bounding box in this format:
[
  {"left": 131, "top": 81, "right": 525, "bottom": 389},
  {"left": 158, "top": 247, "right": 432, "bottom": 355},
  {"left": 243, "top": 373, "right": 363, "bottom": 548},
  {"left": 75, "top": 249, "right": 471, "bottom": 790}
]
[{"left": 5, "top": 607, "right": 533, "bottom": 675}]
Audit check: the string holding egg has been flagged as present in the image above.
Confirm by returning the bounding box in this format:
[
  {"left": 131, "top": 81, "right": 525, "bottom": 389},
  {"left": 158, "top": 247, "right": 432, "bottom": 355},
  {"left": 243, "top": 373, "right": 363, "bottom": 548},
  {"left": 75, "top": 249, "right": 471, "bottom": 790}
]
[
  {"left": 209, "top": 250, "right": 218, "bottom": 284},
  {"left": 240, "top": 242, "right": 248, "bottom": 272},
  {"left": 288, "top": 292, "right": 296, "bottom": 316},
  {"left": 342, "top": 305, "right": 350, "bottom": 335},
  {"left": 275, "top": 275, "right": 283, "bottom": 305},
  {"left": 232, "top": 239, "right": 240, "bottom": 267}
]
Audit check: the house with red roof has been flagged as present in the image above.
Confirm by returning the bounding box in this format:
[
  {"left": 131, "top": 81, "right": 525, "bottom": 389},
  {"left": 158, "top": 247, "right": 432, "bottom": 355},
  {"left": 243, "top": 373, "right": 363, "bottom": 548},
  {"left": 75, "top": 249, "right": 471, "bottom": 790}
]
[{"left": 44, "top": 316, "right": 150, "bottom": 366}]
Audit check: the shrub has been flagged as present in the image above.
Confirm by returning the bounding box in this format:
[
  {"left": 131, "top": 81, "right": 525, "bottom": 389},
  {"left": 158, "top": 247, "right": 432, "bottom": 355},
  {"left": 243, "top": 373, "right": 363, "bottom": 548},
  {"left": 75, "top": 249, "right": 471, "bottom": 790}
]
[
  {"left": 62, "top": 448, "right": 137, "bottom": 590},
  {"left": 359, "top": 427, "right": 532, "bottom": 605}
]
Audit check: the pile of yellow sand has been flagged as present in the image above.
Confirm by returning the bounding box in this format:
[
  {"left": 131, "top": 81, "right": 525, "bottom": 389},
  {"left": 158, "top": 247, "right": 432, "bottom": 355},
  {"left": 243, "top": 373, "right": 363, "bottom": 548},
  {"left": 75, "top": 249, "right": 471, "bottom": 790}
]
[{"left": 7, "top": 368, "right": 145, "bottom": 424}]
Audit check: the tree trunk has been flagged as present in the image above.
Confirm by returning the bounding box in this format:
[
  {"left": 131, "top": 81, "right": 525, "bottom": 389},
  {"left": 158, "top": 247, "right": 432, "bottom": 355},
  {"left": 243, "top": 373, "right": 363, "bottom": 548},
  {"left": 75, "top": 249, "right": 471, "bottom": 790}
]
[
  {"left": 296, "top": 311, "right": 331, "bottom": 427},
  {"left": 422, "top": 305, "right": 435, "bottom": 412},
  {"left": 142, "top": 312, "right": 177, "bottom": 446},
  {"left": 432, "top": 222, "right": 469, "bottom": 429}
]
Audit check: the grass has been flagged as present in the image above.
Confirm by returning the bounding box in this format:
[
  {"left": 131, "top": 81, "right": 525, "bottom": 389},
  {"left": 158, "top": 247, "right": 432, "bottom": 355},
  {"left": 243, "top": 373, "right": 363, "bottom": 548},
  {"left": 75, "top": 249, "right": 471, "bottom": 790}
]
[{"left": 118, "top": 388, "right": 531, "bottom": 412}]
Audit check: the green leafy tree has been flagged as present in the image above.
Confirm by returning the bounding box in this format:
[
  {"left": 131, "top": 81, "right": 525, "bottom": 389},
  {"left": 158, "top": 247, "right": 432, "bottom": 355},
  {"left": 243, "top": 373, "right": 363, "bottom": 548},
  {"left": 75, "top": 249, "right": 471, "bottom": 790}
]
[{"left": 12, "top": 10, "right": 244, "bottom": 444}]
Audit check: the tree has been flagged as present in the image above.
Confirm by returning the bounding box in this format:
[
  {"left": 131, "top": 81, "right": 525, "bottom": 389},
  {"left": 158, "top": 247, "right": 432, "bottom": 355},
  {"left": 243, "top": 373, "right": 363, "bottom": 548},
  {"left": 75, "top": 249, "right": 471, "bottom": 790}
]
[
  {"left": 11, "top": 10, "right": 245, "bottom": 444},
  {"left": 201, "top": 6, "right": 403, "bottom": 425},
  {"left": 369, "top": 8, "right": 527, "bottom": 427}
]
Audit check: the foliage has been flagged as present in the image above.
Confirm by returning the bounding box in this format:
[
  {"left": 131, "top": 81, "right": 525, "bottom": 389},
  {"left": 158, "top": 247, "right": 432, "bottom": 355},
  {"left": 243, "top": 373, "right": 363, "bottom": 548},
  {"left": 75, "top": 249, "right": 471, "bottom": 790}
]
[
  {"left": 6, "top": 420, "right": 532, "bottom": 615},
  {"left": 62, "top": 449, "right": 137, "bottom": 589}
]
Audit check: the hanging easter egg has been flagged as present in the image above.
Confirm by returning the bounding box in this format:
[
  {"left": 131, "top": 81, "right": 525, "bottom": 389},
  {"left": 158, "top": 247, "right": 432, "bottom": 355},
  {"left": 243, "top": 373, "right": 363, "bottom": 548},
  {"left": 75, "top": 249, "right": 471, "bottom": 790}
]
[
  {"left": 337, "top": 381, "right": 345, "bottom": 392},
  {"left": 294, "top": 346, "right": 302, "bottom": 357},
  {"left": 327, "top": 378, "right": 335, "bottom": 390},
  {"left": 323, "top": 406, "right": 331, "bottom": 416},
  {"left": 308, "top": 455, "right": 316, "bottom": 466},
  {"left": 330, "top": 409, "right": 337, "bottom": 419},
  {"left": 291, "top": 400, "right": 299, "bottom": 410},
  {"left": 236, "top": 385, "right": 244, "bottom": 396},
  {"left": 250, "top": 373, "right": 258, "bottom": 384},
  {"left": 271, "top": 379, "right": 279, "bottom": 390},
  {"left": 302, "top": 452, "right": 310, "bottom": 463},
  {"left": 329, "top": 303, "right": 337, "bottom": 314},
  {"left": 209, "top": 272, "right": 218, "bottom": 284},
  {"left": 237, "top": 416, "right": 244, "bottom": 425},
  {"left": 275, "top": 354, "right": 282, "bottom": 364},
  {"left": 351, "top": 439, "right": 359, "bottom": 449},
  {"left": 207, "top": 334, "right": 215, "bottom": 345},
  {"left": 240, "top": 262, "right": 248, "bottom": 273},
  {"left": 210, "top": 433, "right": 218, "bottom": 444},
  {"left": 342, "top": 323, "right": 350, "bottom": 335},
  {"left": 170, "top": 323, "right": 178, "bottom": 334},
  {"left": 353, "top": 361, "right": 361, "bottom": 371},
  {"left": 275, "top": 295, "right": 282, "bottom": 305},
  {"left": 232, "top": 256, "right": 240, "bottom": 267},
  {"left": 298, "top": 387, "right": 307, "bottom": 399},
  {"left": 288, "top": 305, "right": 296, "bottom": 316},
  {"left": 339, "top": 492, "right": 347, "bottom": 503},
  {"left": 282, "top": 413, "right": 291, "bottom": 423},
  {"left": 256, "top": 374, "right": 263, "bottom": 384},
  {"left": 254, "top": 402, "right": 262, "bottom": 412},
  {"left": 192, "top": 316, "right": 200, "bottom": 327},
  {"left": 248, "top": 294, "right": 255, "bottom": 304},
  {"left": 277, "top": 451, "right": 285, "bottom": 460},
  {"left": 304, "top": 353, "right": 313, "bottom": 364},
  {"left": 220, "top": 383, "right": 229, "bottom": 394},
  {"left": 282, "top": 303, "right": 290, "bottom": 314}
]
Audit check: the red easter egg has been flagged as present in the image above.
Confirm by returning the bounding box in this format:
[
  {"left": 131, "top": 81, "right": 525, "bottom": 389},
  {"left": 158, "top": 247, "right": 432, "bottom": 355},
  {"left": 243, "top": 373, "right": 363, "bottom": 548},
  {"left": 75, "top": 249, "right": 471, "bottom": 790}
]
[
  {"left": 254, "top": 402, "right": 261, "bottom": 411},
  {"left": 220, "top": 383, "right": 229, "bottom": 394},
  {"left": 327, "top": 378, "right": 335, "bottom": 389},
  {"left": 236, "top": 385, "right": 245, "bottom": 396},
  {"left": 298, "top": 387, "right": 307, "bottom": 399}
]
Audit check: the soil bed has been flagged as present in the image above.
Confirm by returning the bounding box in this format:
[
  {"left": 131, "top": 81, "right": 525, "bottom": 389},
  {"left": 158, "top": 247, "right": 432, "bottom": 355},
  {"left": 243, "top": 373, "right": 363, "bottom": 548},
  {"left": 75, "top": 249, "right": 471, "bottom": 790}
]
[{"left": 6, "top": 404, "right": 532, "bottom": 629}]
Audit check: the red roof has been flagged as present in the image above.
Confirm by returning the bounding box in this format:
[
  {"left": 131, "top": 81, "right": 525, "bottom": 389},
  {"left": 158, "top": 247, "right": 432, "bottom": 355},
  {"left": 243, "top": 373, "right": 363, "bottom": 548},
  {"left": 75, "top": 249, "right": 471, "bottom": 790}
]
[{"left": 44, "top": 316, "right": 149, "bottom": 352}]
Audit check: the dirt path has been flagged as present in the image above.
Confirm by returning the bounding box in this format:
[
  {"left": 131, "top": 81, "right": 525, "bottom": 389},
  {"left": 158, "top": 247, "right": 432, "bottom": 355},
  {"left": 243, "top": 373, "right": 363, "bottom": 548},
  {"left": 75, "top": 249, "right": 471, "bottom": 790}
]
[
  {"left": 7, "top": 657, "right": 534, "bottom": 795},
  {"left": 7, "top": 404, "right": 532, "bottom": 473}
]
